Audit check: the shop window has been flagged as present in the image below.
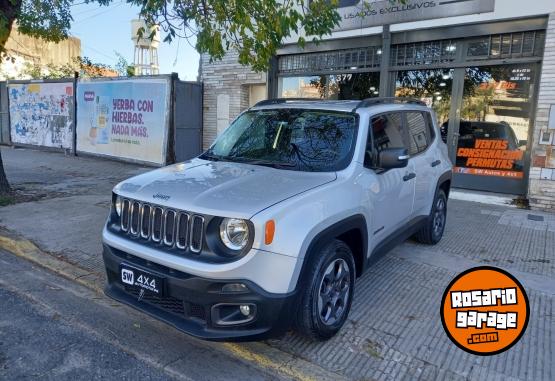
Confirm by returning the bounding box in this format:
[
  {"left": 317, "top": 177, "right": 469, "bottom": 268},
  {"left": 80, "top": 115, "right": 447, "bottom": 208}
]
[
  {"left": 395, "top": 69, "right": 453, "bottom": 129},
  {"left": 328, "top": 73, "right": 380, "bottom": 100},
  {"left": 454, "top": 64, "right": 534, "bottom": 181},
  {"left": 279, "top": 76, "right": 324, "bottom": 98},
  {"left": 279, "top": 73, "right": 380, "bottom": 100}
]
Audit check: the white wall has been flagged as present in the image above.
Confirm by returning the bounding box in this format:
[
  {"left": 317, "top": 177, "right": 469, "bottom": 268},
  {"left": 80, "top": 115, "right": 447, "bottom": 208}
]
[{"left": 283, "top": 0, "right": 555, "bottom": 44}]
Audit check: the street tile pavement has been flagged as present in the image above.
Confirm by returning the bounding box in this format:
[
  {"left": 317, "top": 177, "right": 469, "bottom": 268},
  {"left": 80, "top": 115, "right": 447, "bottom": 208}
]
[{"left": 269, "top": 252, "right": 554, "bottom": 381}]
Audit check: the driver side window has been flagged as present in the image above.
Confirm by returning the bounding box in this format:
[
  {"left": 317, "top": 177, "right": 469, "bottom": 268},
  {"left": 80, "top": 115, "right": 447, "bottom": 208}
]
[{"left": 365, "top": 112, "right": 407, "bottom": 167}]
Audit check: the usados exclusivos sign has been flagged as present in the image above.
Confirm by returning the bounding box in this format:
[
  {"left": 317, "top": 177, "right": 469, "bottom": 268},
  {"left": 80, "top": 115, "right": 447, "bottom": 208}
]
[{"left": 336, "top": 0, "right": 495, "bottom": 31}]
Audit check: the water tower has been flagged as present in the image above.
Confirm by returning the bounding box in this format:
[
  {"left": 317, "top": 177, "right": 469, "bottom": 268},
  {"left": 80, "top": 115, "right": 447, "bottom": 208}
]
[{"left": 131, "top": 19, "right": 160, "bottom": 75}]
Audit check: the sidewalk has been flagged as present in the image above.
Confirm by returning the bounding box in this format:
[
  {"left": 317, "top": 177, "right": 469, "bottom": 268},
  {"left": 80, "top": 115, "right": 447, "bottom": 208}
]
[
  {"left": 1, "top": 146, "right": 554, "bottom": 381},
  {"left": 1, "top": 146, "right": 149, "bottom": 277}
]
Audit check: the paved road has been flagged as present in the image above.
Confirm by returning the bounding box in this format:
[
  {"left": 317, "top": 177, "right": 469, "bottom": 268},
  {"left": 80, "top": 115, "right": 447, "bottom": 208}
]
[{"left": 0, "top": 250, "right": 279, "bottom": 381}]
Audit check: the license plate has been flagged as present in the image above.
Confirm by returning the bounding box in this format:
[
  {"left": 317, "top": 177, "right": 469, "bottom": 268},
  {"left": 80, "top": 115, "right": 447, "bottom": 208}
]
[{"left": 119, "top": 264, "right": 165, "bottom": 296}]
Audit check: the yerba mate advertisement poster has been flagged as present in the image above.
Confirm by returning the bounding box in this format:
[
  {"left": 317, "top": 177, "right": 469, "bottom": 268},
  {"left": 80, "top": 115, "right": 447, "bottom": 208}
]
[{"left": 76, "top": 78, "right": 170, "bottom": 165}]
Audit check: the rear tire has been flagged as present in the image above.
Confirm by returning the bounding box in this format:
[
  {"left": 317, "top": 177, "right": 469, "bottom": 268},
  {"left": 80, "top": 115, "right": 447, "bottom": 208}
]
[
  {"left": 415, "top": 189, "right": 447, "bottom": 245},
  {"left": 295, "top": 240, "right": 355, "bottom": 340}
]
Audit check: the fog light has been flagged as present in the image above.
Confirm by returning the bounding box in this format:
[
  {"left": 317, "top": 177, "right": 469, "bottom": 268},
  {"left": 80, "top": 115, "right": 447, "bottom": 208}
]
[
  {"left": 211, "top": 303, "right": 257, "bottom": 326},
  {"left": 240, "top": 305, "right": 251, "bottom": 316}
]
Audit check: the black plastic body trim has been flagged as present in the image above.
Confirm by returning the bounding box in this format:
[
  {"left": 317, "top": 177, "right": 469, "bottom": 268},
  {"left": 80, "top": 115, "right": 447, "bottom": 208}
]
[
  {"left": 435, "top": 170, "right": 453, "bottom": 199},
  {"left": 299, "top": 215, "right": 368, "bottom": 280},
  {"left": 367, "top": 216, "right": 428, "bottom": 267},
  {"left": 103, "top": 245, "right": 296, "bottom": 341}
]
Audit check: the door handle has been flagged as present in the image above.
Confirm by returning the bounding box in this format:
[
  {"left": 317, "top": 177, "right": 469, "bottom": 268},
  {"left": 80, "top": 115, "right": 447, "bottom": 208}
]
[
  {"left": 403, "top": 173, "right": 416, "bottom": 181},
  {"left": 431, "top": 160, "right": 441, "bottom": 167}
]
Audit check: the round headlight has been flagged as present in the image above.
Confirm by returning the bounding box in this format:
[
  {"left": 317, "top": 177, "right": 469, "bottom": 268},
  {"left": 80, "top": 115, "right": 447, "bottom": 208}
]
[
  {"left": 219, "top": 218, "right": 249, "bottom": 251},
  {"left": 114, "top": 196, "right": 122, "bottom": 216}
]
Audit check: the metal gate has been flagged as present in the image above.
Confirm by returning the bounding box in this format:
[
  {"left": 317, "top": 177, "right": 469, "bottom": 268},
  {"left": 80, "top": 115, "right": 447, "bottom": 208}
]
[
  {"left": 173, "top": 81, "right": 203, "bottom": 162},
  {"left": 0, "top": 82, "right": 9, "bottom": 144}
]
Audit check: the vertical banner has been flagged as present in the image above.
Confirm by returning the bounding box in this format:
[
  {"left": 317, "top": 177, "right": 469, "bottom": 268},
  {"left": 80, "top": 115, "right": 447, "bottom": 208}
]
[
  {"left": 76, "top": 78, "right": 170, "bottom": 165},
  {"left": 8, "top": 82, "right": 74, "bottom": 149}
]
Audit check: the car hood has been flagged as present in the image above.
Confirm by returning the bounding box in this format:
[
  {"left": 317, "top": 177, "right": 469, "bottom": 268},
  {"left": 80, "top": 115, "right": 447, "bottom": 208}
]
[{"left": 114, "top": 158, "right": 336, "bottom": 218}]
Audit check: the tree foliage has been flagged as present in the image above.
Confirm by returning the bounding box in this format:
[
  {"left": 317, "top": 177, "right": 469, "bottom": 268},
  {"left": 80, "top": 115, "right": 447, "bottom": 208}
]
[
  {"left": 115, "top": 51, "right": 135, "bottom": 77},
  {"left": 0, "top": 0, "right": 402, "bottom": 195},
  {"left": 0, "top": 0, "right": 349, "bottom": 71},
  {"left": 127, "top": 0, "right": 342, "bottom": 71}
]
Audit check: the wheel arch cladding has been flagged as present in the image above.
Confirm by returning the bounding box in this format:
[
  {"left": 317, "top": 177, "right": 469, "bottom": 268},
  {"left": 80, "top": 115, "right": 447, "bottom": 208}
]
[
  {"left": 299, "top": 215, "right": 368, "bottom": 286},
  {"left": 436, "top": 171, "right": 452, "bottom": 199}
]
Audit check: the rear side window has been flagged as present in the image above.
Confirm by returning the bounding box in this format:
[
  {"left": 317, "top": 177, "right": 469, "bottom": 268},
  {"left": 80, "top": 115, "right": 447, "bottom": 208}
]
[{"left": 406, "top": 112, "right": 434, "bottom": 155}]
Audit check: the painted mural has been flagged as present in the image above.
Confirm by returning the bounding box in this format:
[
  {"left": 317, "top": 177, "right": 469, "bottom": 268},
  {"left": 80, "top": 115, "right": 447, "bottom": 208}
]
[{"left": 8, "top": 82, "right": 74, "bottom": 149}]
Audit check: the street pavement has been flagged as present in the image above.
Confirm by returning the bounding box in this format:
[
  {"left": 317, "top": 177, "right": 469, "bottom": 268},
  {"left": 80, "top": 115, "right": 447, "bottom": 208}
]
[
  {"left": 0, "top": 250, "right": 282, "bottom": 381},
  {"left": 0, "top": 146, "right": 554, "bottom": 380}
]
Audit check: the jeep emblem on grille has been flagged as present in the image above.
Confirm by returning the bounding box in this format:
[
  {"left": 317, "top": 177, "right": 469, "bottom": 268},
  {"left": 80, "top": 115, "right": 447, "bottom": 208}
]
[{"left": 153, "top": 193, "right": 170, "bottom": 201}]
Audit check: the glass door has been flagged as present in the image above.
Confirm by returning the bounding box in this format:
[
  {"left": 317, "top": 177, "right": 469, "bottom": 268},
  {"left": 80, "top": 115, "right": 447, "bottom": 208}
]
[{"left": 451, "top": 63, "right": 537, "bottom": 195}]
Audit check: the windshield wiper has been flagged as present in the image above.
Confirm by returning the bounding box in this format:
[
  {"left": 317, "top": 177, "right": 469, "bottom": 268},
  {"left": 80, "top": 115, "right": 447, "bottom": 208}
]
[
  {"left": 229, "top": 157, "right": 296, "bottom": 169},
  {"left": 199, "top": 152, "right": 226, "bottom": 161}
]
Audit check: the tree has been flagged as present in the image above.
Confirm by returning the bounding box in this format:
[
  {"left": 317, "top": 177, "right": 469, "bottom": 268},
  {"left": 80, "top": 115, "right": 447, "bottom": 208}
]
[
  {"left": 0, "top": 0, "right": 406, "bottom": 195},
  {"left": 114, "top": 52, "right": 135, "bottom": 77}
]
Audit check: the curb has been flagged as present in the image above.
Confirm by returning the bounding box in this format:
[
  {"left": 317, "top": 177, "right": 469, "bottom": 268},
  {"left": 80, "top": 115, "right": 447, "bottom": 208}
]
[
  {"left": 0, "top": 231, "right": 104, "bottom": 294},
  {"left": 0, "top": 230, "right": 347, "bottom": 381}
]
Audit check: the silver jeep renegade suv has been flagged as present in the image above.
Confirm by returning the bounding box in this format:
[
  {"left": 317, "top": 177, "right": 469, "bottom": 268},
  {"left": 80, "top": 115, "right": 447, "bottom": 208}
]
[{"left": 102, "top": 98, "right": 453, "bottom": 341}]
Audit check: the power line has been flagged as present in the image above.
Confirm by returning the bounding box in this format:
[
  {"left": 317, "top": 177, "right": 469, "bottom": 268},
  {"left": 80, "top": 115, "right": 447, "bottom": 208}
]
[
  {"left": 70, "top": 32, "right": 118, "bottom": 62},
  {"left": 71, "top": 0, "right": 124, "bottom": 17},
  {"left": 72, "top": 1, "right": 124, "bottom": 23}
]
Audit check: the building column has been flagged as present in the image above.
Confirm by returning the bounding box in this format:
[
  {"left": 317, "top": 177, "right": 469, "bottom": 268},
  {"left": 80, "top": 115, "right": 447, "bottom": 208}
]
[
  {"left": 379, "top": 25, "right": 392, "bottom": 98},
  {"left": 528, "top": 12, "right": 555, "bottom": 211}
]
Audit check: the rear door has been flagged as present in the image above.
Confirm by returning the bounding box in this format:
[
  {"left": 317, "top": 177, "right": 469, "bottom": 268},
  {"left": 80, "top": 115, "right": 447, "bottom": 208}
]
[
  {"left": 405, "top": 111, "right": 438, "bottom": 217},
  {"left": 367, "top": 112, "right": 416, "bottom": 242}
]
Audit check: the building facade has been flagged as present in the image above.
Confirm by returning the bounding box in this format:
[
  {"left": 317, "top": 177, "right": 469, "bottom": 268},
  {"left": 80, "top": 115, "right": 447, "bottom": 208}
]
[
  {"left": 0, "top": 25, "right": 81, "bottom": 80},
  {"left": 200, "top": 0, "right": 555, "bottom": 210}
]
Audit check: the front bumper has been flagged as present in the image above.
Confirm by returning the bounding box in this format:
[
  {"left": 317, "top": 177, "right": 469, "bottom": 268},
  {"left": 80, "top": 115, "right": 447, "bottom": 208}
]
[{"left": 103, "top": 244, "right": 297, "bottom": 341}]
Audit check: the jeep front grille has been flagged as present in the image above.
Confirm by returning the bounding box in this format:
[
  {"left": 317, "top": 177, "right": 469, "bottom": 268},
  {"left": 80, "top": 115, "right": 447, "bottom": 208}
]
[{"left": 119, "top": 198, "right": 204, "bottom": 252}]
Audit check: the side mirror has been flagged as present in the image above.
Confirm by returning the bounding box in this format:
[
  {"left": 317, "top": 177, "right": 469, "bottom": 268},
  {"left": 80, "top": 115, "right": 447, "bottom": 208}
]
[
  {"left": 379, "top": 148, "right": 409, "bottom": 170},
  {"left": 518, "top": 140, "right": 527, "bottom": 147}
]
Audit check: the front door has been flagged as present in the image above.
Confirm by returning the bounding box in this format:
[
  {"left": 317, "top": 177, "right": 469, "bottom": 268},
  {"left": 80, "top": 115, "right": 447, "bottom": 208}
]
[{"left": 367, "top": 112, "right": 415, "bottom": 244}]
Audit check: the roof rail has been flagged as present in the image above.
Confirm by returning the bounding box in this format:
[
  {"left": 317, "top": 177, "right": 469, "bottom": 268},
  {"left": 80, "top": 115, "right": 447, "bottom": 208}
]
[
  {"left": 253, "top": 98, "right": 323, "bottom": 107},
  {"left": 354, "top": 97, "right": 427, "bottom": 110}
]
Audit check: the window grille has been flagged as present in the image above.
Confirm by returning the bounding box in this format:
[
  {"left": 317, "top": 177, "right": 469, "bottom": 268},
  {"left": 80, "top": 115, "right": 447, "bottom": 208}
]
[
  {"left": 278, "top": 46, "right": 382, "bottom": 75},
  {"left": 465, "top": 31, "right": 545, "bottom": 61},
  {"left": 390, "top": 39, "right": 458, "bottom": 67}
]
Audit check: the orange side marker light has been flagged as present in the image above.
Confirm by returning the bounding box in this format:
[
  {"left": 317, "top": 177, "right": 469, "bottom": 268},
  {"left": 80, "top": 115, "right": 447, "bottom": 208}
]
[{"left": 265, "top": 220, "right": 275, "bottom": 245}]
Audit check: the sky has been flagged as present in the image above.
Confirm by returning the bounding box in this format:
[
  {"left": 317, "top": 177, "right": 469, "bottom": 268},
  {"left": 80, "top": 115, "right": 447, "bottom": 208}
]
[{"left": 70, "top": 1, "right": 200, "bottom": 81}]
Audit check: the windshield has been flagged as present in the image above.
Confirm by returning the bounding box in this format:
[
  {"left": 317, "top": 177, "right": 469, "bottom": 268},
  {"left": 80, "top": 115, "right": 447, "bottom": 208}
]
[{"left": 202, "top": 109, "right": 358, "bottom": 172}]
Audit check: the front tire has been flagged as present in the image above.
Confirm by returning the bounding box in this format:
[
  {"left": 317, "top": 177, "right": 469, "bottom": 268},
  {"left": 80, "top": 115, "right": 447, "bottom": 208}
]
[
  {"left": 295, "top": 240, "right": 355, "bottom": 340},
  {"left": 415, "top": 189, "right": 447, "bottom": 245}
]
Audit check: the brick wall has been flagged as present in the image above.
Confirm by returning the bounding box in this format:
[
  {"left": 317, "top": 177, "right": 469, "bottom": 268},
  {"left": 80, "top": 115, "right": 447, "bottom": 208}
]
[
  {"left": 199, "top": 52, "right": 266, "bottom": 149},
  {"left": 528, "top": 12, "right": 555, "bottom": 211}
]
